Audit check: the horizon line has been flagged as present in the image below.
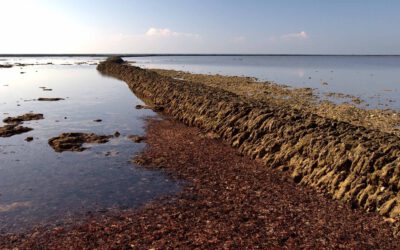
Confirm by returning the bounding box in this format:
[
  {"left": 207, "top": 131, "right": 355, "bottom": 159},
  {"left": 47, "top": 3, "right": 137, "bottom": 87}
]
[{"left": 1, "top": 53, "right": 400, "bottom": 57}]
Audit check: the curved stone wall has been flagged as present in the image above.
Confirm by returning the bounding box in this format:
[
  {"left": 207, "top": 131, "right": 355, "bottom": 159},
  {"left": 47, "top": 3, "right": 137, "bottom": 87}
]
[{"left": 97, "top": 58, "right": 400, "bottom": 221}]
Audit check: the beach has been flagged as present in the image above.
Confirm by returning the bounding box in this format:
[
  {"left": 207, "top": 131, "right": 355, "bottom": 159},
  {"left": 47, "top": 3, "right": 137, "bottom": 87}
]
[{"left": 1, "top": 56, "right": 400, "bottom": 248}]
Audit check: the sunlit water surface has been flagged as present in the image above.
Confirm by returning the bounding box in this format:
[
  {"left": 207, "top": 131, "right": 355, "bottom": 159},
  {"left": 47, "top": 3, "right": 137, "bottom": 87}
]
[
  {"left": 0, "top": 62, "right": 180, "bottom": 232},
  {"left": 130, "top": 55, "right": 400, "bottom": 109},
  {"left": 1, "top": 55, "right": 400, "bottom": 231}
]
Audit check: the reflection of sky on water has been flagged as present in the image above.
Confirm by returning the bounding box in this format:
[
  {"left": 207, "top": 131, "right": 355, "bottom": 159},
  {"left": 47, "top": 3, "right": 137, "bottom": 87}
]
[
  {"left": 130, "top": 55, "right": 400, "bottom": 109},
  {"left": 0, "top": 64, "right": 181, "bottom": 233}
]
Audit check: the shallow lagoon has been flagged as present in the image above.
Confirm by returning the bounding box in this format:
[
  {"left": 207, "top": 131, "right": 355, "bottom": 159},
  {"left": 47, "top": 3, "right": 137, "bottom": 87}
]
[
  {"left": 0, "top": 62, "right": 180, "bottom": 232},
  {"left": 131, "top": 55, "right": 400, "bottom": 109}
]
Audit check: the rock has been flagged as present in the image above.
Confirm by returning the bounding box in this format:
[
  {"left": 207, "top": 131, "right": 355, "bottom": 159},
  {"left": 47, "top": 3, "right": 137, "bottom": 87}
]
[
  {"left": 114, "top": 131, "right": 121, "bottom": 137},
  {"left": 128, "top": 135, "right": 146, "bottom": 143},
  {"left": 37, "top": 98, "right": 64, "bottom": 101},
  {"left": 3, "top": 113, "right": 44, "bottom": 125},
  {"left": 97, "top": 58, "right": 400, "bottom": 222},
  {"left": 152, "top": 105, "right": 165, "bottom": 112},
  {"left": 39, "top": 87, "right": 52, "bottom": 91},
  {"left": 25, "top": 137, "right": 34, "bottom": 142},
  {"left": 135, "top": 104, "right": 151, "bottom": 109},
  {"left": 48, "top": 132, "right": 112, "bottom": 152},
  {"left": 135, "top": 104, "right": 164, "bottom": 112},
  {"left": 93, "top": 119, "right": 102, "bottom": 122},
  {"left": 0, "top": 125, "right": 33, "bottom": 137},
  {"left": 106, "top": 56, "right": 125, "bottom": 64}
]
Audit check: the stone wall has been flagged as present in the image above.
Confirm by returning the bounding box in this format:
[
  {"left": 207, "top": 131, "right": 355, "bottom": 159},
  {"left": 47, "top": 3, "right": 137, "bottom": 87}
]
[{"left": 97, "top": 58, "right": 400, "bottom": 221}]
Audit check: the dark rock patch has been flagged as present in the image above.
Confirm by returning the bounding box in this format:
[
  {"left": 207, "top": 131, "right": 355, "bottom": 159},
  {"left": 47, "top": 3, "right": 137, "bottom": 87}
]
[
  {"left": 37, "top": 98, "right": 64, "bottom": 101},
  {"left": 128, "top": 135, "right": 146, "bottom": 143},
  {"left": 48, "top": 133, "right": 112, "bottom": 152},
  {"left": 0, "top": 125, "right": 32, "bottom": 138},
  {"left": 25, "top": 136, "right": 34, "bottom": 142},
  {"left": 3, "top": 113, "right": 44, "bottom": 125}
]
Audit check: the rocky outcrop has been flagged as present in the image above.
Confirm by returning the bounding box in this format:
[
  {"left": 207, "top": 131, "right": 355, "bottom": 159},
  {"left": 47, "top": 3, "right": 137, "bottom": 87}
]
[
  {"left": 0, "top": 125, "right": 33, "bottom": 137},
  {"left": 48, "top": 133, "right": 112, "bottom": 152},
  {"left": 3, "top": 113, "right": 44, "bottom": 125},
  {"left": 0, "top": 113, "right": 44, "bottom": 138},
  {"left": 97, "top": 57, "right": 400, "bottom": 221}
]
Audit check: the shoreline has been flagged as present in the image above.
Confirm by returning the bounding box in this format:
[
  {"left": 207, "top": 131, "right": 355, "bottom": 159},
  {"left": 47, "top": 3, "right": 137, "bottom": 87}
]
[
  {"left": 96, "top": 58, "right": 400, "bottom": 223},
  {"left": 151, "top": 68, "right": 400, "bottom": 137},
  {"left": 1, "top": 57, "right": 400, "bottom": 247},
  {"left": 1, "top": 117, "right": 398, "bottom": 248}
]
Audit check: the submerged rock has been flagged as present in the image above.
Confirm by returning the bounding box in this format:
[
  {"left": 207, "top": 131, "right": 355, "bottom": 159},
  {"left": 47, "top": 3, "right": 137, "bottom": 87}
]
[
  {"left": 135, "top": 104, "right": 164, "bottom": 112},
  {"left": 0, "top": 64, "right": 12, "bottom": 68},
  {"left": 48, "top": 133, "right": 112, "bottom": 152},
  {"left": 39, "top": 87, "right": 52, "bottom": 91},
  {"left": 128, "top": 135, "right": 146, "bottom": 143},
  {"left": 3, "top": 113, "right": 44, "bottom": 125},
  {"left": 0, "top": 125, "right": 32, "bottom": 138},
  {"left": 38, "top": 98, "right": 64, "bottom": 101},
  {"left": 25, "top": 136, "right": 34, "bottom": 142}
]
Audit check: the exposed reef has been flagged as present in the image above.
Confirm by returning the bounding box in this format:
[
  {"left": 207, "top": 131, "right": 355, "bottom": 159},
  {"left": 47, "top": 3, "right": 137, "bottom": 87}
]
[
  {"left": 0, "top": 64, "right": 12, "bottom": 68},
  {"left": 37, "top": 97, "right": 64, "bottom": 101},
  {"left": 0, "top": 113, "right": 44, "bottom": 137},
  {"left": 98, "top": 57, "right": 400, "bottom": 223},
  {"left": 48, "top": 133, "right": 112, "bottom": 152},
  {"left": 152, "top": 69, "right": 400, "bottom": 137},
  {"left": 3, "top": 113, "right": 44, "bottom": 125},
  {"left": 0, "top": 125, "right": 32, "bottom": 138}
]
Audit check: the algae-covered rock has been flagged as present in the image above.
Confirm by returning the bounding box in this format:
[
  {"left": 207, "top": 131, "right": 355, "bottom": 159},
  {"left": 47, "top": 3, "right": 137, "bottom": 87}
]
[
  {"left": 0, "top": 124, "right": 33, "bottom": 137},
  {"left": 97, "top": 59, "right": 400, "bottom": 222},
  {"left": 3, "top": 113, "right": 44, "bottom": 125},
  {"left": 48, "top": 132, "right": 112, "bottom": 152}
]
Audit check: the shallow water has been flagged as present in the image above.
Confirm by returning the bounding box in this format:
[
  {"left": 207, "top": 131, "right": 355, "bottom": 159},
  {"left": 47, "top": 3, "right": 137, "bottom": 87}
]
[
  {"left": 0, "top": 63, "right": 180, "bottom": 232},
  {"left": 130, "top": 55, "right": 400, "bottom": 109}
]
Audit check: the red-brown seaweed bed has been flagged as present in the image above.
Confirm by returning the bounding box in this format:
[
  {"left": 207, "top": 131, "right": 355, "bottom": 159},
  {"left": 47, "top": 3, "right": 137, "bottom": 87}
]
[
  {"left": 97, "top": 58, "right": 400, "bottom": 223},
  {"left": 1, "top": 118, "right": 398, "bottom": 249}
]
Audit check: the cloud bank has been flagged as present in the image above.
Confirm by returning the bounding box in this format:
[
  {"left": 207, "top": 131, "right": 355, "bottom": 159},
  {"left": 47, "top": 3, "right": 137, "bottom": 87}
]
[
  {"left": 145, "top": 27, "right": 200, "bottom": 38},
  {"left": 281, "top": 31, "right": 308, "bottom": 40}
]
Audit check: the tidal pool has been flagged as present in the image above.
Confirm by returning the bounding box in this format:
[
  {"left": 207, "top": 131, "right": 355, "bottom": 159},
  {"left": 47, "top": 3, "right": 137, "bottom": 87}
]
[{"left": 0, "top": 62, "right": 180, "bottom": 232}]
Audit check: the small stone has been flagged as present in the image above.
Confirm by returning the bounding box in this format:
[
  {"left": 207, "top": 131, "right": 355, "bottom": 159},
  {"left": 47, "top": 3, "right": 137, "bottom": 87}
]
[{"left": 128, "top": 135, "right": 146, "bottom": 143}]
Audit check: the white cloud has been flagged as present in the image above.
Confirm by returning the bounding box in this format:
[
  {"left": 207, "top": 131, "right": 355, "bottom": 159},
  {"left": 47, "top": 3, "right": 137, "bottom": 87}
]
[
  {"left": 281, "top": 31, "right": 308, "bottom": 40},
  {"left": 146, "top": 28, "right": 177, "bottom": 36},
  {"left": 145, "top": 27, "right": 200, "bottom": 38}
]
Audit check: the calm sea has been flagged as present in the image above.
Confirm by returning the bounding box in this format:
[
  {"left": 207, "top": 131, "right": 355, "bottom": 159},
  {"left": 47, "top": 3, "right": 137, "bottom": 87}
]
[{"left": 130, "top": 55, "right": 400, "bottom": 109}]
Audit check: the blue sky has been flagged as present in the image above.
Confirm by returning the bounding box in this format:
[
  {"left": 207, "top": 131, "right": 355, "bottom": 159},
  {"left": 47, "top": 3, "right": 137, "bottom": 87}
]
[{"left": 1, "top": 0, "right": 399, "bottom": 54}]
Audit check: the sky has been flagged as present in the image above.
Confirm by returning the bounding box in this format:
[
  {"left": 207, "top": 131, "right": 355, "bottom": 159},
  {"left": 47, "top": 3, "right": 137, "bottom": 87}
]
[{"left": 0, "top": 0, "right": 399, "bottom": 54}]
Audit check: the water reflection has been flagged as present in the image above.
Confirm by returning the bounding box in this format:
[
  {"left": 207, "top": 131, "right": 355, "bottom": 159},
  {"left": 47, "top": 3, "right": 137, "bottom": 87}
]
[
  {"left": 0, "top": 63, "right": 181, "bottom": 232},
  {"left": 130, "top": 55, "right": 400, "bottom": 109}
]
